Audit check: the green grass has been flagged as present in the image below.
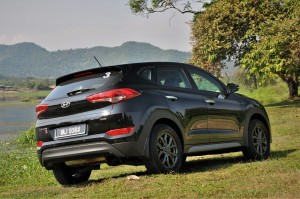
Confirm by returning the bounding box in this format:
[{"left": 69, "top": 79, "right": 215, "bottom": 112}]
[
  {"left": 16, "top": 126, "right": 36, "bottom": 147},
  {"left": 15, "top": 90, "right": 50, "bottom": 98},
  {"left": 0, "top": 84, "right": 299, "bottom": 198},
  {"left": 238, "top": 80, "right": 289, "bottom": 105}
]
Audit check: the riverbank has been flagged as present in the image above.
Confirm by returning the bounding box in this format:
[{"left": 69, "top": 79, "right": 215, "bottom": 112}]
[
  {"left": 0, "top": 90, "right": 50, "bottom": 102},
  {"left": 0, "top": 90, "right": 49, "bottom": 140},
  {"left": 0, "top": 101, "right": 37, "bottom": 140}
]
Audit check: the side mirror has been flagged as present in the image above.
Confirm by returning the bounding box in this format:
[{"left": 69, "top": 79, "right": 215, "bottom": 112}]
[{"left": 227, "top": 83, "right": 239, "bottom": 93}]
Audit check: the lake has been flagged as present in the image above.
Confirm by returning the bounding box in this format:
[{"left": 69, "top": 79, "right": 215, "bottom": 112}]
[{"left": 0, "top": 102, "right": 37, "bottom": 140}]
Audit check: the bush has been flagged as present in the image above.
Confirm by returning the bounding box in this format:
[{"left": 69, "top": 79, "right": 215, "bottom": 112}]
[{"left": 16, "top": 126, "right": 36, "bottom": 147}]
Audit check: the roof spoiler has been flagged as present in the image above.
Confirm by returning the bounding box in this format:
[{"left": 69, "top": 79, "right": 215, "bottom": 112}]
[{"left": 56, "top": 66, "right": 120, "bottom": 86}]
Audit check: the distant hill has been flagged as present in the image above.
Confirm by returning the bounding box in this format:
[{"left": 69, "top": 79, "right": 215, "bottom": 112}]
[{"left": 0, "top": 42, "right": 191, "bottom": 78}]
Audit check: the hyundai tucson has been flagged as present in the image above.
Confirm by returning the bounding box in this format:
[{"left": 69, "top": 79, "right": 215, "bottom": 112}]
[{"left": 35, "top": 62, "right": 271, "bottom": 185}]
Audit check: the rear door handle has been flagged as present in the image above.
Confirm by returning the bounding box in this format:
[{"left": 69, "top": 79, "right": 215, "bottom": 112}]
[
  {"left": 205, "top": 99, "right": 215, "bottom": 105},
  {"left": 165, "top": 96, "right": 177, "bottom": 101}
]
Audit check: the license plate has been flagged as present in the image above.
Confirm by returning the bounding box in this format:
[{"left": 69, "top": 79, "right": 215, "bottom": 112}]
[{"left": 55, "top": 124, "right": 86, "bottom": 139}]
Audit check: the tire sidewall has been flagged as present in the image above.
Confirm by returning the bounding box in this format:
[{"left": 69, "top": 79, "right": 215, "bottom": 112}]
[
  {"left": 53, "top": 165, "right": 91, "bottom": 185},
  {"left": 149, "top": 124, "right": 183, "bottom": 173},
  {"left": 248, "top": 119, "right": 270, "bottom": 160}
]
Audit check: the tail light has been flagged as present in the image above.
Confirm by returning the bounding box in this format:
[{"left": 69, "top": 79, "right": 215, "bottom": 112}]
[
  {"left": 37, "top": 141, "right": 44, "bottom": 150},
  {"left": 106, "top": 127, "right": 134, "bottom": 136},
  {"left": 86, "top": 88, "right": 140, "bottom": 104},
  {"left": 36, "top": 104, "right": 48, "bottom": 119}
]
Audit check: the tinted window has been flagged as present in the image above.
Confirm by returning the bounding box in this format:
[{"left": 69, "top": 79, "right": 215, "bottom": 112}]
[
  {"left": 46, "top": 70, "right": 122, "bottom": 100},
  {"left": 186, "top": 67, "right": 223, "bottom": 93},
  {"left": 157, "top": 66, "right": 190, "bottom": 89},
  {"left": 139, "top": 68, "right": 154, "bottom": 82}
]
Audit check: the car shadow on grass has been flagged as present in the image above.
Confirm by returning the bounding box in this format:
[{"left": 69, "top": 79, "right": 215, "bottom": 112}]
[
  {"left": 270, "top": 149, "right": 297, "bottom": 158},
  {"left": 84, "top": 171, "right": 147, "bottom": 185},
  {"left": 180, "top": 155, "right": 245, "bottom": 173},
  {"left": 266, "top": 99, "right": 300, "bottom": 108},
  {"left": 181, "top": 149, "right": 297, "bottom": 173},
  {"left": 80, "top": 149, "right": 297, "bottom": 187}
]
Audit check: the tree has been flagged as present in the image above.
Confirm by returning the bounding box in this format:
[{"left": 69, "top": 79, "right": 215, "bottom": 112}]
[
  {"left": 34, "top": 79, "right": 51, "bottom": 90},
  {"left": 241, "top": 1, "right": 300, "bottom": 99},
  {"left": 191, "top": 0, "right": 299, "bottom": 99},
  {"left": 128, "top": 0, "right": 300, "bottom": 99},
  {"left": 128, "top": 0, "right": 202, "bottom": 15}
]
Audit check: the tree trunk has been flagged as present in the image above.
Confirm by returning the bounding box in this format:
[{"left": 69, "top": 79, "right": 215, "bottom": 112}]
[
  {"left": 253, "top": 75, "right": 258, "bottom": 89},
  {"left": 282, "top": 73, "right": 299, "bottom": 100}
]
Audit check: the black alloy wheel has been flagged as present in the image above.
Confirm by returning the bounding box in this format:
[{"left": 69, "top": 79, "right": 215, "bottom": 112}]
[
  {"left": 145, "top": 124, "right": 183, "bottom": 173},
  {"left": 243, "top": 119, "right": 270, "bottom": 160}
]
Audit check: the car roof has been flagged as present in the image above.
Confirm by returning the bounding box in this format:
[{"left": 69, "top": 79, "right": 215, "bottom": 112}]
[{"left": 56, "top": 62, "right": 189, "bottom": 85}]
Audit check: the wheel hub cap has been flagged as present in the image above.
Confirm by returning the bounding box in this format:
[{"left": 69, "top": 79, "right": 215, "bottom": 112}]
[
  {"left": 253, "top": 126, "right": 267, "bottom": 155},
  {"left": 157, "top": 132, "right": 178, "bottom": 168}
]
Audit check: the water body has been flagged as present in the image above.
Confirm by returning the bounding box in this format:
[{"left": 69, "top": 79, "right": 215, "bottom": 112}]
[{"left": 0, "top": 102, "right": 37, "bottom": 140}]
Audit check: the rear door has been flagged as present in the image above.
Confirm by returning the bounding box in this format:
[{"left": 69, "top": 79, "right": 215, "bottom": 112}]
[
  {"left": 184, "top": 66, "right": 243, "bottom": 143},
  {"left": 40, "top": 69, "right": 122, "bottom": 120},
  {"left": 155, "top": 65, "right": 209, "bottom": 145},
  {"left": 36, "top": 68, "right": 124, "bottom": 141}
]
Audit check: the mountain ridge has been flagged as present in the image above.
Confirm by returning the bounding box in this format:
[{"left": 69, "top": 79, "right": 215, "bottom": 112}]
[{"left": 0, "top": 41, "right": 191, "bottom": 78}]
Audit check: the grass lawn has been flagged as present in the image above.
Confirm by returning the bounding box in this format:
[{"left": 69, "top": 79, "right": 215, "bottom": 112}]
[{"left": 0, "top": 84, "right": 299, "bottom": 198}]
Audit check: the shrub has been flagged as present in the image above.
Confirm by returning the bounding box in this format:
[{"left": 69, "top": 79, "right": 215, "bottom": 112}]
[{"left": 16, "top": 126, "right": 36, "bottom": 147}]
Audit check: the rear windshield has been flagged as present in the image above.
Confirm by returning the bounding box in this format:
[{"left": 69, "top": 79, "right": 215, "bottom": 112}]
[{"left": 46, "top": 70, "right": 122, "bottom": 100}]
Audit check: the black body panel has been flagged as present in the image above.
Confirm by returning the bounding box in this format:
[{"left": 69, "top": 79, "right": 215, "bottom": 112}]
[{"left": 35, "top": 62, "right": 271, "bottom": 170}]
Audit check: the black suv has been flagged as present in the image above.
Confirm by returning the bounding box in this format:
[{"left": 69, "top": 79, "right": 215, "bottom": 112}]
[{"left": 35, "top": 62, "right": 271, "bottom": 185}]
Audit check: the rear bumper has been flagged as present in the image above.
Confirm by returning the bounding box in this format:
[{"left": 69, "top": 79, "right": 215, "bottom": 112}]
[{"left": 38, "top": 140, "right": 145, "bottom": 169}]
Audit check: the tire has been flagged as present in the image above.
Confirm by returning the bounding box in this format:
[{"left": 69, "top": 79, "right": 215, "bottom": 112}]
[
  {"left": 145, "top": 124, "right": 183, "bottom": 173},
  {"left": 52, "top": 165, "right": 91, "bottom": 186},
  {"left": 243, "top": 119, "right": 270, "bottom": 160}
]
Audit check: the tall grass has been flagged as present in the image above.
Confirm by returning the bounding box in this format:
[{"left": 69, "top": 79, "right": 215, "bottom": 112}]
[
  {"left": 0, "top": 145, "right": 54, "bottom": 187},
  {"left": 16, "top": 126, "right": 36, "bottom": 147},
  {"left": 238, "top": 80, "right": 288, "bottom": 105}
]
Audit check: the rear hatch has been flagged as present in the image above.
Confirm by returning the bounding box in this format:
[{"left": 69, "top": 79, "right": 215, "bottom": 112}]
[{"left": 37, "top": 67, "right": 123, "bottom": 120}]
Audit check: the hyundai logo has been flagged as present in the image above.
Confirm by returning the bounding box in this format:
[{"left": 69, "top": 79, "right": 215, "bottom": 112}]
[{"left": 61, "top": 102, "right": 71, "bottom": 108}]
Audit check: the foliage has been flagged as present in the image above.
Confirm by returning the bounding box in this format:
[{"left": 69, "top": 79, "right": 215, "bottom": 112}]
[
  {"left": 128, "top": 0, "right": 201, "bottom": 15},
  {"left": 127, "top": 0, "right": 300, "bottom": 99},
  {"left": 0, "top": 75, "right": 54, "bottom": 90},
  {"left": 16, "top": 126, "right": 36, "bottom": 147},
  {"left": 190, "top": 0, "right": 300, "bottom": 98},
  {"left": 33, "top": 79, "right": 52, "bottom": 90},
  {"left": 0, "top": 41, "right": 191, "bottom": 79},
  {"left": 0, "top": 90, "right": 50, "bottom": 103},
  {"left": 241, "top": 1, "right": 300, "bottom": 98},
  {"left": 0, "top": 74, "right": 10, "bottom": 80},
  {"left": 190, "top": 1, "right": 282, "bottom": 74}
]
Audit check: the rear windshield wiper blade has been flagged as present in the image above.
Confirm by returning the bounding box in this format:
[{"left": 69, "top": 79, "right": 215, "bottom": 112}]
[{"left": 67, "top": 88, "right": 95, "bottom": 96}]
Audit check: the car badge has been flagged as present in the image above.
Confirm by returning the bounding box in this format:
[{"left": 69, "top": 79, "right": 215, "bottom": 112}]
[{"left": 61, "top": 102, "right": 71, "bottom": 108}]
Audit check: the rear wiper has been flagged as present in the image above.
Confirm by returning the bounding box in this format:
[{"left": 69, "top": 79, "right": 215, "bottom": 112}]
[{"left": 67, "top": 88, "right": 95, "bottom": 96}]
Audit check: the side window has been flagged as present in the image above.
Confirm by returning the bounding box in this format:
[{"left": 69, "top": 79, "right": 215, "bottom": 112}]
[
  {"left": 140, "top": 69, "right": 152, "bottom": 81},
  {"left": 157, "top": 66, "right": 190, "bottom": 89},
  {"left": 139, "top": 68, "right": 154, "bottom": 82},
  {"left": 186, "top": 67, "right": 222, "bottom": 93}
]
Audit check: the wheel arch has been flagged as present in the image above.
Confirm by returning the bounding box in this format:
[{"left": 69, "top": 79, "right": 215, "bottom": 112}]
[
  {"left": 250, "top": 114, "right": 270, "bottom": 135},
  {"left": 244, "top": 108, "right": 272, "bottom": 147},
  {"left": 152, "top": 118, "right": 184, "bottom": 149},
  {"left": 139, "top": 109, "right": 185, "bottom": 158}
]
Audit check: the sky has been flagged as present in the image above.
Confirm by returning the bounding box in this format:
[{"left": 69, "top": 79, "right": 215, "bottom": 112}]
[{"left": 0, "top": 0, "right": 195, "bottom": 52}]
